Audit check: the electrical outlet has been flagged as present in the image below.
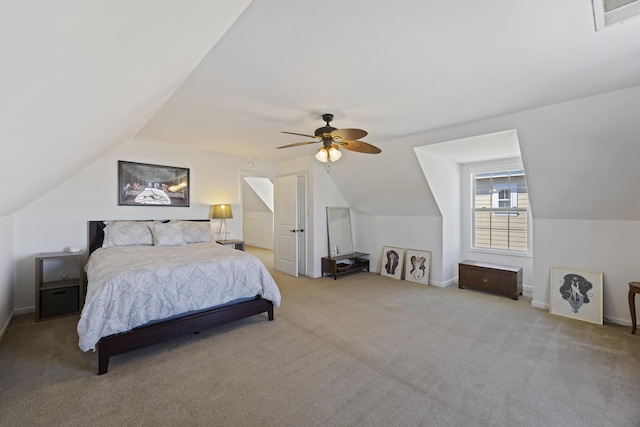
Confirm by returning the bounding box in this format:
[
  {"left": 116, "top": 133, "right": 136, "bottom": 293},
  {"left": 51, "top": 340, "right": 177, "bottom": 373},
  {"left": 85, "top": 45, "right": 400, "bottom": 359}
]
[{"left": 60, "top": 271, "right": 69, "bottom": 280}]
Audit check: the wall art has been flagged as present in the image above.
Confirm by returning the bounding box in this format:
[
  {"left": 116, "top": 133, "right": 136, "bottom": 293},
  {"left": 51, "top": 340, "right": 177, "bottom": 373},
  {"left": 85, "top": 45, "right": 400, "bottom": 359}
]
[
  {"left": 118, "top": 161, "right": 189, "bottom": 207},
  {"left": 404, "top": 249, "right": 431, "bottom": 285},
  {"left": 380, "top": 246, "right": 404, "bottom": 280},
  {"left": 549, "top": 266, "right": 603, "bottom": 325}
]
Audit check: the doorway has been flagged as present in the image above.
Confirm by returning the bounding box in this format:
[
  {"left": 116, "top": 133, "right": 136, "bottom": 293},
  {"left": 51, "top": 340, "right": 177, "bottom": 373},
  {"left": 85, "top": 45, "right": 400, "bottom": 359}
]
[{"left": 243, "top": 174, "right": 306, "bottom": 277}]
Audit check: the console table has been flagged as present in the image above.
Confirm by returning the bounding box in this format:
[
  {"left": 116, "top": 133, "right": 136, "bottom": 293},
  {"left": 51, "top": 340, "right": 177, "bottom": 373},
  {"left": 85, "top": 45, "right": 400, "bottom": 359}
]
[
  {"left": 321, "top": 252, "right": 370, "bottom": 280},
  {"left": 458, "top": 260, "right": 523, "bottom": 300}
]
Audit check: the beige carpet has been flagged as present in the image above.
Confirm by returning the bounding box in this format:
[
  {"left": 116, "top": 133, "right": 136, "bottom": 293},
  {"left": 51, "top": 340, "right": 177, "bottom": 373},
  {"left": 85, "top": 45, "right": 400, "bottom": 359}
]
[{"left": 1, "top": 246, "right": 640, "bottom": 426}]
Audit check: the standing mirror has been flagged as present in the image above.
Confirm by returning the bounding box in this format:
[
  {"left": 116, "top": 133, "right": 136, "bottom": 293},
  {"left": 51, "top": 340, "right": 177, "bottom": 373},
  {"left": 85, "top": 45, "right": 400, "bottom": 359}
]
[{"left": 327, "top": 207, "right": 354, "bottom": 256}]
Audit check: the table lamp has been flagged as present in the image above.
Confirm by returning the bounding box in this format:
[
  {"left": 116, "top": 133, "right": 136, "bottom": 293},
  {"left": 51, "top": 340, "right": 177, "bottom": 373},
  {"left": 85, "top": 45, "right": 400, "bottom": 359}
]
[{"left": 211, "top": 204, "right": 233, "bottom": 240}]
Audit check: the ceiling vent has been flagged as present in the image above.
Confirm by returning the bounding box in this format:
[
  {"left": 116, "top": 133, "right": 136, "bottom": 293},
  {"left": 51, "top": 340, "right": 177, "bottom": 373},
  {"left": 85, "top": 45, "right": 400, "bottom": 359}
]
[{"left": 593, "top": 0, "right": 640, "bottom": 30}]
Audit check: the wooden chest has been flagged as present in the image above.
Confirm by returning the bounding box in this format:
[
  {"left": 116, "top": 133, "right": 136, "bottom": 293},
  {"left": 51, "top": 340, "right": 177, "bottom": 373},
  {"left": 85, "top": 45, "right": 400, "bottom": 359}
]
[{"left": 458, "top": 260, "right": 523, "bottom": 300}]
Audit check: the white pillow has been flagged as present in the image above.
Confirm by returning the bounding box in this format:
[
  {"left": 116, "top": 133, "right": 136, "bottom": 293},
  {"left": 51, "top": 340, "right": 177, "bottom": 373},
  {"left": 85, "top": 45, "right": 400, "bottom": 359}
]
[
  {"left": 171, "top": 220, "right": 213, "bottom": 243},
  {"left": 148, "top": 222, "right": 186, "bottom": 246},
  {"left": 102, "top": 221, "right": 153, "bottom": 248}
]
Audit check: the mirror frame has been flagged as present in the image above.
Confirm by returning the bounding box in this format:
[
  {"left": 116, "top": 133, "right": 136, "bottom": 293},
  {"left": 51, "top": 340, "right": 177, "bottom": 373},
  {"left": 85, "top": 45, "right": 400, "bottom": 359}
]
[{"left": 326, "top": 206, "right": 354, "bottom": 256}]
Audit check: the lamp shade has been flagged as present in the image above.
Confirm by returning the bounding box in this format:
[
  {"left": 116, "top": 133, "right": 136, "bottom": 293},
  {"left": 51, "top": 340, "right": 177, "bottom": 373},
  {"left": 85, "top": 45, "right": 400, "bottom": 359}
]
[
  {"left": 328, "top": 144, "right": 342, "bottom": 162},
  {"left": 211, "top": 204, "right": 233, "bottom": 219},
  {"left": 315, "top": 147, "right": 329, "bottom": 163}
]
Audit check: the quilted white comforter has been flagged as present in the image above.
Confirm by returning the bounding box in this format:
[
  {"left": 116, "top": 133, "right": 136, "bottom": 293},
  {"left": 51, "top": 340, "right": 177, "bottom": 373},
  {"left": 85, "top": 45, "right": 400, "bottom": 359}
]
[{"left": 77, "top": 243, "right": 281, "bottom": 352}]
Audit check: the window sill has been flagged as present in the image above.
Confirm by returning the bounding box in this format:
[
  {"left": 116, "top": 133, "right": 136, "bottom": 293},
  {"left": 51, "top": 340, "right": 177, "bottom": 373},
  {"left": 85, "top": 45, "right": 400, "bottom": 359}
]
[{"left": 468, "top": 247, "right": 532, "bottom": 258}]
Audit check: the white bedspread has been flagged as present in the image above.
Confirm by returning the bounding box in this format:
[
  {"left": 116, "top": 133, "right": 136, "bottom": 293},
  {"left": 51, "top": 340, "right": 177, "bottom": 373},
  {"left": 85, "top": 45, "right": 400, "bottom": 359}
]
[{"left": 77, "top": 243, "right": 281, "bottom": 352}]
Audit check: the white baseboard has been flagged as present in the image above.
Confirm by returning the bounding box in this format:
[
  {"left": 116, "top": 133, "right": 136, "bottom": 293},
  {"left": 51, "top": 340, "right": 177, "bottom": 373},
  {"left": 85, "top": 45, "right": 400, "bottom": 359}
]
[
  {"left": 0, "top": 312, "right": 12, "bottom": 342},
  {"left": 244, "top": 242, "right": 274, "bottom": 250},
  {"left": 14, "top": 306, "right": 34, "bottom": 316},
  {"left": 529, "top": 301, "right": 630, "bottom": 327},
  {"left": 531, "top": 300, "right": 549, "bottom": 310},
  {"left": 603, "top": 315, "right": 631, "bottom": 327},
  {"left": 429, "top": 277, "right": 458, "bottom": 288},
  {"left": 0, "top": 306, "right": 35, "bottom": 343}
]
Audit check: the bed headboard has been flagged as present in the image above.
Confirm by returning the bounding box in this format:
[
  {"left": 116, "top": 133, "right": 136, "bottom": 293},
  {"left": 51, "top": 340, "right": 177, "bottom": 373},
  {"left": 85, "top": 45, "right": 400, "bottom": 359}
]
[{"left": 87, "top": 220, "right": 210, "bottom": 255}]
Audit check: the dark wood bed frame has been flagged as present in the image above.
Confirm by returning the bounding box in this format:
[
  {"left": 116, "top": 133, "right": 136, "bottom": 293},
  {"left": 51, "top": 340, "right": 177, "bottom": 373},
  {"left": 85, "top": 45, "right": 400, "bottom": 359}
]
[{"left": 87, "top": 220, "right": 274, "bottom": 375}]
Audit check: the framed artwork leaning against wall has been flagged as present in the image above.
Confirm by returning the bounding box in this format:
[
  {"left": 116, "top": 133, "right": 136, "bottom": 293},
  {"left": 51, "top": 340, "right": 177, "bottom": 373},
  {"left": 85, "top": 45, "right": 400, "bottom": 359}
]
[
  {"left": 380, "top": 246, "right": 404, "bottom": 280},
  {"left": 549, "top": 266, "right": 603, "bottom": 325},
  {"left": 404, "top": 249, "right": 431, "bottom": 285}
]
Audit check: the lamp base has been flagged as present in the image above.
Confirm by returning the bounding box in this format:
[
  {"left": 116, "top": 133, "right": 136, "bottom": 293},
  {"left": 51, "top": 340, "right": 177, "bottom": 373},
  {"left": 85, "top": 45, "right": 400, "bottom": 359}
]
[{"left": 215, "top": 219, "right": 230, "bottom": 241}]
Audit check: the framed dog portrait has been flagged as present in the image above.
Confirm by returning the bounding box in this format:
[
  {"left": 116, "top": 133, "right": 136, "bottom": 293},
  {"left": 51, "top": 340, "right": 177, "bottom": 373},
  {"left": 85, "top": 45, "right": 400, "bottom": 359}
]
[
  {"left": 380, "top": 246, "right": 404, "bottom": 280},
  {"left": 549, "top": 266, "right": 603, "bottom": 325},
  {"left": 404, "top": 249, "right": 431, "bottom": 285}
]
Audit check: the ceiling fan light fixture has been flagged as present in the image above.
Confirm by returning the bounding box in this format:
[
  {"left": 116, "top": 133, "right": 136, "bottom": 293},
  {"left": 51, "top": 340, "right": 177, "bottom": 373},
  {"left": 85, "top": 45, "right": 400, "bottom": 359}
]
[
  {"left": 328, "top": 144, "right": 342, "bottom": 162},
  {"left": 315, "top": 147, "right": 329, "bottom": 163},
  {"left": 280, "top": 113, "right": 380, "bottom": 160}
]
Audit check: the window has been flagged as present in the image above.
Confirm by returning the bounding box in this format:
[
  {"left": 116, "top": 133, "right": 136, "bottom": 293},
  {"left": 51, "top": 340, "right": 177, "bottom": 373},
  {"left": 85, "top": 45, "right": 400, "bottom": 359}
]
[
  {"left": 592, "top": 0, "right": 640, "bottom": 31},
  {"left": 472, "top": 168, "right": 528, "bottom": 252}
]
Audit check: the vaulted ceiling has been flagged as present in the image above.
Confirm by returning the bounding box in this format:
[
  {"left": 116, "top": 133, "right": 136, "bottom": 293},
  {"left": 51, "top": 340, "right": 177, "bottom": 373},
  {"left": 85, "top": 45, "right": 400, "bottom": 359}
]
[
  {"left": 136, "top": 0, "right": 640, "bottom": 160},
  {"left": 2, "top": 0, "right": 640, "bottom": 217}
]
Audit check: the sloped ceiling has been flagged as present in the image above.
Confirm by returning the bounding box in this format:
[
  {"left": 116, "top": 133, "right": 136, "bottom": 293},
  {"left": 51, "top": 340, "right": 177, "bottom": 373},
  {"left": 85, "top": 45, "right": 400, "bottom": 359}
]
[
  {"left": 3, "top": 1, "right": 640, "bottom": 218},
  {"left": 0, "top": 0, "right": 251, "bottom": 216},
  {"left": 137, "top": 0, "right": 640, "bottom": 159}
]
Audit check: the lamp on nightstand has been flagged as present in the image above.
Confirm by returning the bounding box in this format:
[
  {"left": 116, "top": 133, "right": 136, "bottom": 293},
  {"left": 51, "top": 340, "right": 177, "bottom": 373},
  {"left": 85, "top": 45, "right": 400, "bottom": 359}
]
[{"left": 211, "top": 204, "right": 233, "bottom": 240}]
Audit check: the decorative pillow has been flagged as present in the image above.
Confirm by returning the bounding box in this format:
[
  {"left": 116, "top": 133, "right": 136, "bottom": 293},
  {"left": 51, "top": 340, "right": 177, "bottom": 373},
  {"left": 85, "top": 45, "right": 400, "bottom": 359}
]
[
  {"left": 102, "top": 221, "right": 153, "bottom": 248},
  {"left": 171, "top": 220, "right": 213, "bottom": 243},
  {"left": 148, "top": 222, "right": 186, "bottom": 246}
]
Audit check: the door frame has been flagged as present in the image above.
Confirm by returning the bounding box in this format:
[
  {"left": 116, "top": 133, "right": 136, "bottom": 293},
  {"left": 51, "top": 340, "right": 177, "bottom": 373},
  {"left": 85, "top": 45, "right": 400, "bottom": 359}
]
[{"left": 242, "top": 169, "right": 307, "bottom": 276}]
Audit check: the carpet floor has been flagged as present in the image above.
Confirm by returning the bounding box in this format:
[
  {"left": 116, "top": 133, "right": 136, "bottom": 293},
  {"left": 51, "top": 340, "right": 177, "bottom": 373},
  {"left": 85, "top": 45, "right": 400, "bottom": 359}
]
[{"left": 1, "top": 247, "right": 639, "bottom": 426}]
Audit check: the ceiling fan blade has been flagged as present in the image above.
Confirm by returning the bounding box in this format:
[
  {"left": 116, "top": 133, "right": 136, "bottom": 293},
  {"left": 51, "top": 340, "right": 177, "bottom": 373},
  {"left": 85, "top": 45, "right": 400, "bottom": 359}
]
[
  {"left": 339, "top": 140, "right": 381, "bottom": 154},
  {"left": 281, "top": 131, "right": 319, "bottom": 139},
  {"left": 277, "top": 141, "right": 319, "bottom": 149},
  {"left": 331, "top": 128, "right": 368, "bottom": 141}
]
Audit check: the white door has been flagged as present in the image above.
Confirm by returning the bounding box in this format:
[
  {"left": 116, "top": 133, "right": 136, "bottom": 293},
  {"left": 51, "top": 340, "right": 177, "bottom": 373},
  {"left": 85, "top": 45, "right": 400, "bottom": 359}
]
[{"left": 274, "top": 175, "right": 298, "bottom": 276}]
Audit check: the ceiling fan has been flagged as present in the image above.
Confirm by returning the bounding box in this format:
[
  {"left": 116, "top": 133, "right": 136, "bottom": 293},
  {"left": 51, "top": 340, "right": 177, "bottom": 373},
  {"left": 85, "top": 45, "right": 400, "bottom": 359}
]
[{"left": 278, "top": 113, "right": 381, "bottom": 162}]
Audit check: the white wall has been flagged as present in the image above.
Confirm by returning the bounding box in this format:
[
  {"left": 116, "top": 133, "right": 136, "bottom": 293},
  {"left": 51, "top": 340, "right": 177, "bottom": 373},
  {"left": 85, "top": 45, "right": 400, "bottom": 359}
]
[
  {"left": 0, "top": 215, "right": 14, "bottom": 338},
  {"left": 0, "top": 0, "right": 252, "bottom": 217},
  {"left": 355, "top": 215, "right": 443, "bottom": 284},
  {"left": 533, "top": 219, "right": 640, "bottom": 325},
  {"left": 12, "top": 138, "right": 281, "bottom": 312},
  {"left": 242, "top": 179, "right": 274, "bottom": 249},
  {"left": 328, "top": 85, "right": 640, "bottom": 326},
  {"left": 415, "top": 150, "right": 461, "bottom": 286},
  {"left": 10, "top": 88, "right": 640, "bottom": 327},
  {"left": 309, "top": 163, "right": 352, "bottom": 278},
  {"left": 242, "top": 211, "right": 274, "bottom": 250}
]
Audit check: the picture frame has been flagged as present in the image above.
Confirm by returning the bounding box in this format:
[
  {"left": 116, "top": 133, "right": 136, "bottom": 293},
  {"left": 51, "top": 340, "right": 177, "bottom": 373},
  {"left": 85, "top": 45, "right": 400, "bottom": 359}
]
[
  {"left": 118, "top": 161, "right": 190, "bottom": 207},
  {"left": 380, "top": 246, "right": 404, "bottom": 280},
  {"left": 549, "top": 266, "right": 603, "bottom": 325},
  {"left": 404, "top": 249, "right": 431, "bottom": 285}
]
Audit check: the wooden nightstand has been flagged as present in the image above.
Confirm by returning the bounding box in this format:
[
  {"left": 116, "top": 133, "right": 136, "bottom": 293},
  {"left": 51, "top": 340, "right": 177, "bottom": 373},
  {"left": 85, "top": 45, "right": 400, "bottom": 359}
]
[
  {"left": 216, "top": 239, "right": 245, "bottom": 251},
  {"left": 35, "top": 251, "right": 85, "bottom": 321}
]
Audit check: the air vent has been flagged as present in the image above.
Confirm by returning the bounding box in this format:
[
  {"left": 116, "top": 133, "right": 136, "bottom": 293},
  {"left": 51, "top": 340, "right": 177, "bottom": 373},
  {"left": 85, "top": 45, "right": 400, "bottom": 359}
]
[{"left": 593, "top": 0, "right": 640, "bottom": 30}]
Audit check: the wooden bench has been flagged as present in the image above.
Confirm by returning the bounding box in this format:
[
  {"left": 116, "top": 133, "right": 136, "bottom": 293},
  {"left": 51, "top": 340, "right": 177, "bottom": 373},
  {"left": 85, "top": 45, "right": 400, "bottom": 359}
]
[{"left": 459, "top": 260, "right": 523, "bottom": 300}]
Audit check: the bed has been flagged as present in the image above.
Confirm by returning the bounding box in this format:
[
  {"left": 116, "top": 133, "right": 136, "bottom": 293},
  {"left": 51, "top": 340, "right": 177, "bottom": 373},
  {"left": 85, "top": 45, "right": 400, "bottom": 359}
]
[{"left": 78, "top": 220, "right": 281, "bottom": 374}]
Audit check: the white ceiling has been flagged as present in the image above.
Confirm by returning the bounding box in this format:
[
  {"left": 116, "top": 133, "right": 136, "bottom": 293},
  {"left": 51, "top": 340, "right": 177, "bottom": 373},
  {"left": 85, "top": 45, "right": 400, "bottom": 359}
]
[
  {"left": 0, "top": 0, "right": 253, "bottom": 216},
  {"left": 3, "top": 0, "right": 640, "bottom": 218},
  {"left": 137, "top": 0, "right": 640, "bottom": 161}
]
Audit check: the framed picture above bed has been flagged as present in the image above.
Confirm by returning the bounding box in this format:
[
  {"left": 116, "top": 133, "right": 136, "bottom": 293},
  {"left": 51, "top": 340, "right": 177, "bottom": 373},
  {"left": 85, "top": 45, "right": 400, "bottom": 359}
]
[{"left": 118, "top": 161, "right": 190, "bottom": 207}]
